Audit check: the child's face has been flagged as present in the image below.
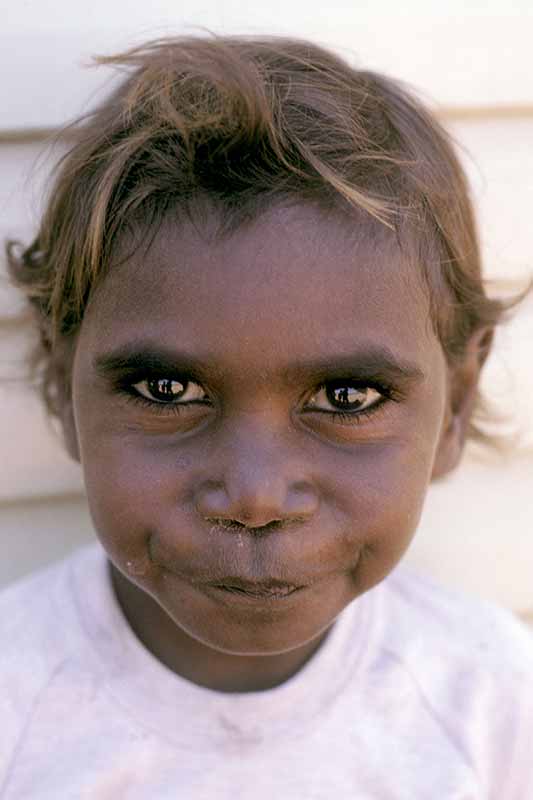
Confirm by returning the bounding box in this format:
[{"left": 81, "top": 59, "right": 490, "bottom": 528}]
[{"left": 67, "top": 204, "right": 458, "bottom": 661}]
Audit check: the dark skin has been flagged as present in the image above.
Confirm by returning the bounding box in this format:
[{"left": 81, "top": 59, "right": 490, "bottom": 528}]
[{"left": 60, "top": 204, "right": 488, "bottom": 692}]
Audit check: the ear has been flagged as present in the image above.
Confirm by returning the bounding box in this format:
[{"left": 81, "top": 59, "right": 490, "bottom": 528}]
[
  {"left": 52, "top": 339, "right": 81, "bottom": 463},
  {"left": 431, "top": 326, "right": 494, "bottom": 480},
  {"left": 60, "top": 392, "right": 81, "bottom": 463}
]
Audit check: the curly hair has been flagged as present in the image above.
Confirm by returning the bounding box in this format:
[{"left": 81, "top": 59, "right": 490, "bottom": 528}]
[{"left": 5, "top": 34, "right": 525, "bottom": 444}]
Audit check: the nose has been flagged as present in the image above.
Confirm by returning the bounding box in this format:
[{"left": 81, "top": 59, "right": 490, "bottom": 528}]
[{"left": 193, "top": 417, "right": 319, "bottom": 529}]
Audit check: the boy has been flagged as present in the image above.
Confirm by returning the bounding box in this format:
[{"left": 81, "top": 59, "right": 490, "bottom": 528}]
[{"left": 2, "top": 35, "right": 533, "bottom": 798}]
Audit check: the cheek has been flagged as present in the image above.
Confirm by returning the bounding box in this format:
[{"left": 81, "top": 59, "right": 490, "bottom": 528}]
[
  {"left": 78, "top": 383, "right": 440, "bottom": 606},
  {"left": 79, "top": 432, "right": 195, "bottom": 574},
  {"left": 331, "top": 441, "right": 434, "bottom": 591}
]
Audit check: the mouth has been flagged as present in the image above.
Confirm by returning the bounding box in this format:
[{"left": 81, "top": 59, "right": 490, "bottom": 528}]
[{"left": 205, "top": 577, "right": 306, "bottom": 602}]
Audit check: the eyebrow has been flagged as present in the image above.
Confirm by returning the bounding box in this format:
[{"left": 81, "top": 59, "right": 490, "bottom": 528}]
[{"left": 93, "top": 342, "right": 425, "bottom": 385}]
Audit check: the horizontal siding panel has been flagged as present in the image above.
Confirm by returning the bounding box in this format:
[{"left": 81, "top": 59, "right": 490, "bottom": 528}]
[
  {"left": 2, "top": 306, "right": 531, "bottom": 504},
  {"left": 0, "top": 325, "right": 84, "bottom": 501},
  {"left": 1, "top": 1, "right": 533, "bottom": 129},
  {"left": 2, "top": 118, "right": 533, "bottom": 302},
  {"left": 408, "top": 450, "right": 533, "bottom": 616},
  {"left": 0, "top": 494, "right": 94, "bottom": 587},
  {"left": 0, "top": 139, "right": 67, "bottom": 318},
  {"left": 1, "top": 116, "right": 532, "bottom": 505},
  {"left": 449, "top": 117, "right": 533, "bottom": 282},
  {"left": 2, "top": 457, "right": 533, "bottom": 620},
  {"left": 0, "top": 389, "right": 85, "bottom": 502}
]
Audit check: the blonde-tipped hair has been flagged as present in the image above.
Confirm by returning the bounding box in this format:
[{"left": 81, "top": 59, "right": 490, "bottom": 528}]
[{"left": 6, "top": 35, "right": 525, "bottom": 444}]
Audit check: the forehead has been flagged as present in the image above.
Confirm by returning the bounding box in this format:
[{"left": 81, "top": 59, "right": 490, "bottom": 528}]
[{"left": 81, "top": 204, "right": 437, "bottom": 369}]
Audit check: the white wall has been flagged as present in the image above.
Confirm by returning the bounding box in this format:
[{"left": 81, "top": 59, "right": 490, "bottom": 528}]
[
  {"left": 2, "top": 0, "right": 533, "bottom": 130},
  {"left": 1, "top": 2, "right": 532, "bottom": 620}
]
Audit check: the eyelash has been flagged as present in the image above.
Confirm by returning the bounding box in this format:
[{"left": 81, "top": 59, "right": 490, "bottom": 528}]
[
  {"left": 116, "top": 375, "right": 397, "bottom": 425},
  {"left": 122, "top": 392, "right": 196, "bottom": 417},
  {"left": 308, "top": 384, "right": 394, "bottom": 427},
  {"left": 318, "top": 404, "right": 384, "bottom": 427}
]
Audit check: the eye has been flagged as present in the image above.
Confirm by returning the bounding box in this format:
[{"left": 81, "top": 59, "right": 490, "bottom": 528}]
[
  {"left": 132, "top": 377, "right": 207, "bottom": 404},
  {"left": 306, "top": 381, "right": 384, "bottom": 415}
]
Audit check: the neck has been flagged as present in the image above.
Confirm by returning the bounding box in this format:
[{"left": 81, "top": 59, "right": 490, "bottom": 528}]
[{"left": 110, "top": 562, "right": 331, "bottom": 693}]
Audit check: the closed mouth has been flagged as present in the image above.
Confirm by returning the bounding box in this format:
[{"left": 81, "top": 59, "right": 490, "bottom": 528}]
[{"left": 209, "top": 578, "right": 304, "bottom": 599}]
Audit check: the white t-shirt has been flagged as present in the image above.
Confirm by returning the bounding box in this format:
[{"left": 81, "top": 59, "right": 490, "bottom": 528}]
[{"left": 1, "top": 543, "right": 532, "bottom": 799}]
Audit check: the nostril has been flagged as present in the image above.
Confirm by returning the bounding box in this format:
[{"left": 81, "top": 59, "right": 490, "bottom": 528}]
[
  {"left": 194, "top": 477, "right": 319, "bottom": 530},
  {"left": 210, "top": 518, "right": 249, "bottom": 531}
]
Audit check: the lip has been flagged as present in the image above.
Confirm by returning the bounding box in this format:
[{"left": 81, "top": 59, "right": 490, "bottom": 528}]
[
  {"left": 201, "top": 577, "right": 307, "bottom": 605},
  {"left": 212, "top": 578, "right": 302, "bottom": 596}
]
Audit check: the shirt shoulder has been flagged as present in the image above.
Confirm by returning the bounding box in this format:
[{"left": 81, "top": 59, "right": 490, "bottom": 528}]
[
  {"left": 384, "top": 564, "right": 533, "bottom": 681},
  {"left": 0, "top": 546, "right": 101, "bottom": 774},
  {"left": 375, "top": 566, "right": 533, "bottom": 797}
]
